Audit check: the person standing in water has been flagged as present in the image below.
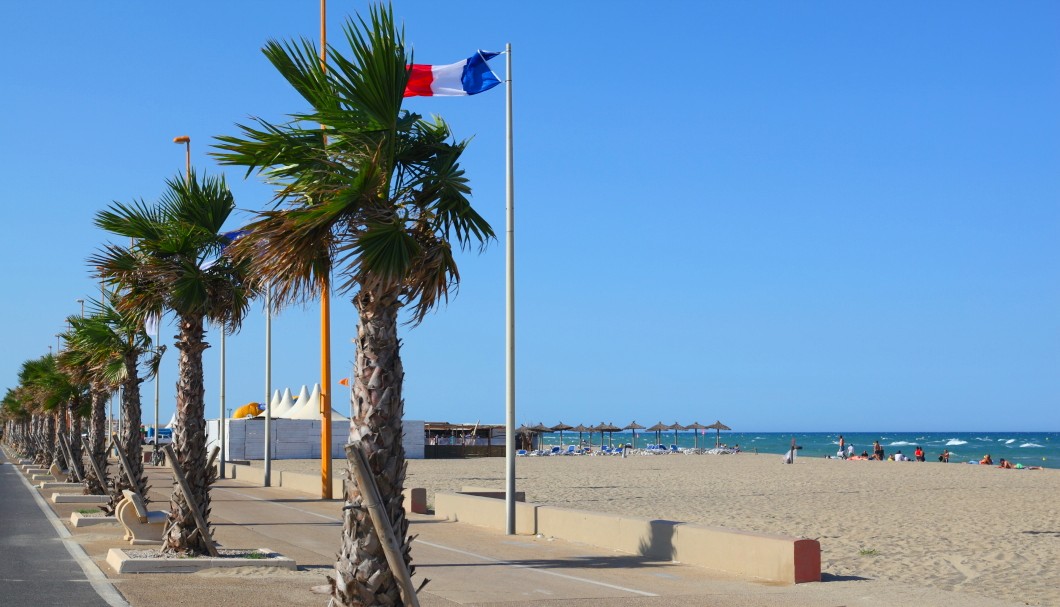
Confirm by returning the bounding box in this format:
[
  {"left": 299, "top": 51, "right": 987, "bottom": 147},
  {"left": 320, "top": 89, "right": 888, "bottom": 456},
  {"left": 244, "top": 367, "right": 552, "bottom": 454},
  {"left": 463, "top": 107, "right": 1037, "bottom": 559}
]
[{"left": 838, "top": 435, "right": 846, "bottom": 459}]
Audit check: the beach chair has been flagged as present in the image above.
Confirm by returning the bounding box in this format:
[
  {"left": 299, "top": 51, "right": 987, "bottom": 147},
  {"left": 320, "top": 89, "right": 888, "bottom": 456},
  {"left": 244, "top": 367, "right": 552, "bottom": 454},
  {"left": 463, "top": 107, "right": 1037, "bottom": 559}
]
[
  {"left": 516, "top": 449, "right": 528, "bottom": 456},
  {"left": 565, "top": 445, "right": 578, "bottom": 455},
  {"left": 549, "top": 446, "right": 561, "bottom": 455},
  {"left": 600, "top": 445, "right": 612, "bottom": 455},
  {"left": 670, "top": 444, "right": 680, "bottom": 453}
]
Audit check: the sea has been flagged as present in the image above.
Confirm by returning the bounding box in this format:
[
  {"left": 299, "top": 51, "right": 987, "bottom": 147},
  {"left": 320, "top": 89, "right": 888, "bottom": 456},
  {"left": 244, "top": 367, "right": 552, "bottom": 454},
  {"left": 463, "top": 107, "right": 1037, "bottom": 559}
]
[{"left": 537, "top": 431, "right": 1060, "bottom": 469}]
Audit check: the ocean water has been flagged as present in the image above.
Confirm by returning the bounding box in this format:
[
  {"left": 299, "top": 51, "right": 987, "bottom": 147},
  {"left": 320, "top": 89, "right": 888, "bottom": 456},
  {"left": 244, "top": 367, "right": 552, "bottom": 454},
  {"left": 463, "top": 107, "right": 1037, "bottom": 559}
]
[{"left": 537, "top": 431, "right": 1060, "bottom": 468}]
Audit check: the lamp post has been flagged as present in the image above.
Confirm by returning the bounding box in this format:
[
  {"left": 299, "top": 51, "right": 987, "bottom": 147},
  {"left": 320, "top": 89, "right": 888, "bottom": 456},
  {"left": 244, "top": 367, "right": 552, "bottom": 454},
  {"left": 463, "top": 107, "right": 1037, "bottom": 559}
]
[
  {"left": 77, "top": 299, "right": 84, "bottom": 317},
  {"left": 173, "top": 136, "right": 191, "bottom": 179}
]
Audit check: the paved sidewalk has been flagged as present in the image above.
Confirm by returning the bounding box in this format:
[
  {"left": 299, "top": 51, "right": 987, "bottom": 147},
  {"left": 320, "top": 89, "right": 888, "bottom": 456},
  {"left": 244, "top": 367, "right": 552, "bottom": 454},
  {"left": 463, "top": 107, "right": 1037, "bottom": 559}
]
[{"left": 9, "top": 452, "right": 1024, "bottom": 607}]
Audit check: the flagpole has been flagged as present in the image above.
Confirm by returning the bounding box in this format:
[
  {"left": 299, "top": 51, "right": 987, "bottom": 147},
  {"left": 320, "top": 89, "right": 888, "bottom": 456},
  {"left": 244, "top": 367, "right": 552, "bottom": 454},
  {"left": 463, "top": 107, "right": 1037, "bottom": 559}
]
[{"left": 504, "top": 42, "right": 516, "bottom": 536}]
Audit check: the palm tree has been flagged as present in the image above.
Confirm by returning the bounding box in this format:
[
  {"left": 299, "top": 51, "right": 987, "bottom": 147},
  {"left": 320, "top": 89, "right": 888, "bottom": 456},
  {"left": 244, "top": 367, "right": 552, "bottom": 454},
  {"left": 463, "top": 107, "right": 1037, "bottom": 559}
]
[
  {"left": 60, "top": 299, "right": 156, "bottom": 507},
  {"left": 61, "top": 304, "right": 137, "bottom": 498},
  {"left": 214, "top": 6, "right": 494, "bottom": 604},
  {"left": 91, "top": 170, "right": 254, "bottom": 555},
  {"left": 18, "top": 355, "right": 71, "bottom": 468}
]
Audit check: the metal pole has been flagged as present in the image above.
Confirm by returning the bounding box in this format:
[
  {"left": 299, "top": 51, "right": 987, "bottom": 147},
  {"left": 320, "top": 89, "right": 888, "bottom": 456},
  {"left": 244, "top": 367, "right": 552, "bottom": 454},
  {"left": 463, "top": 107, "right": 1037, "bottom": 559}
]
[
  {"left": 318, "top": 0, "right": 333, "bottom": 500},
  {"left": 504, "top": 43, "right": 516, "bottom": 535},
  {"left": 264, "top": 284, "right": 272, "bottom": 487},
  {"left": 153, "top": 322, "right": 160, "bottom": 464},
  {"left": 219, "top": 330, "right": 226, "bottom": 478}
]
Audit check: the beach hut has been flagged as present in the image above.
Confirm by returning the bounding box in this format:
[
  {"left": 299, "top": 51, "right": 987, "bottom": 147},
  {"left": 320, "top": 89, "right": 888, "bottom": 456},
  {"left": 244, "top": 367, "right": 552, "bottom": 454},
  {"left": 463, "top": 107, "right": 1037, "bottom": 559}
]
[
  {"left": 551, "top": 422, "right": 573, "bottom": 447},
  {"left": 685, "top": 421, "right": 708, "bottom": 449},
  {"left": 705, "top": 420, "right": 732, "bottom": 448},
  {"left": 624, "top": 421, "right": 645, "bottom": 448},
  {"left": 646, "top": 421, "right": 669, "bottom": 446},
  {"left": 667, "top": 422, "right": 686, "bottom": 447}
]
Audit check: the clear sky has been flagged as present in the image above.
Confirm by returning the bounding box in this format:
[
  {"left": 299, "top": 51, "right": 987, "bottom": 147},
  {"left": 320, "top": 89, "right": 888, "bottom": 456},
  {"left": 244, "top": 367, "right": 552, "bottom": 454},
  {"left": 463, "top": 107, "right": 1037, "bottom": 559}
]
[{"left": 2, "top": 1, "right": 1057, "bottom": 433}]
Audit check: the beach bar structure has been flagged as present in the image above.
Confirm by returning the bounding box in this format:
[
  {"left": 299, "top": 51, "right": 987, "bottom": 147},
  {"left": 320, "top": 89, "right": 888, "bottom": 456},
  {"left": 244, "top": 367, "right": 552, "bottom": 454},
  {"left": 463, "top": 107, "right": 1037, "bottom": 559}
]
[{"left": 425, "top": 422, "right": 507, "bottom": 458}]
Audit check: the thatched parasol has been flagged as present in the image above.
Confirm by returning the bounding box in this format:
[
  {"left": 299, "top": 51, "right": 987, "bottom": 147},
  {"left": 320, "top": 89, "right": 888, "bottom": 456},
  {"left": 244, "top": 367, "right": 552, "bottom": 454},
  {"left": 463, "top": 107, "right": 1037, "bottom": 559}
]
[
  {"left": 531, "top": 422, "right": 553, "bottom": 449},
  {"left": 551, "top": 422, "right": 574, "bottom": 447},
  {"left": 570, "top": 424, "right": 591, "bottom": 447},
  {"left": 646, "top": 421, "right": 669, "bottom": 445},
  {"left": 667, "top": 422, "right": 687, "bottom": 447},
  {"left": 685, "top": 421, "right": 708, "bottom": 449},
  {"left": 598, "top": 422, "right": 621, "bottom": 448},
  {"left": 624, "top": 421, "right": 645, "bottom": 448},
  {"left": 705, "top": 420, "right": 732, "bottom": 448}
]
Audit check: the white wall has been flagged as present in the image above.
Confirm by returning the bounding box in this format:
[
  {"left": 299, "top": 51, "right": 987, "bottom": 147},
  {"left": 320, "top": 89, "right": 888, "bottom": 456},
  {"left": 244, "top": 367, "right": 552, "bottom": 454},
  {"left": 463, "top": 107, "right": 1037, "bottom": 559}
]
[{"left": 207, "top": 418, "right": 425, "bottom": 460}]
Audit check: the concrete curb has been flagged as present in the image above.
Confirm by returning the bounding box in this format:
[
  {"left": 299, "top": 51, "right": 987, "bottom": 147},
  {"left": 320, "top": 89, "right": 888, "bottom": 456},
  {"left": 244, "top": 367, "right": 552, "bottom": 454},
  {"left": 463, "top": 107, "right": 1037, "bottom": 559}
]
[
  {"left": 71, "top": 512, "right": 119, "bottom": 527},
  {"left": 53, "top": 494, "right": 110, "bottom": 504},
  {"left": 106, "top": 548, "right": 297, "bottom": 574}
]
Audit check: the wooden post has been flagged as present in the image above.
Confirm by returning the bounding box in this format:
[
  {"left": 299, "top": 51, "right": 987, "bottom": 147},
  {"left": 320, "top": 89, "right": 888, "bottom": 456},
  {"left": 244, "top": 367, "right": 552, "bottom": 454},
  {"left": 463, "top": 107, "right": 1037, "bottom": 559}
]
[
  {"left": 57, "top": 433, "right": 82, "bottom": 482},
  {"left": 206, "top": 446, "right": 220, "bottom": 475},
  {"left": 161, "top": 444, "right": 219, "bottom": 557},
  {"left": 109, "top": 433, "right": 139, "bottom": 491},
  {"left": 345, "top": 441, "right": 421, "bottom": 607},
  {"left": 80, "top": 436, "right": 108, "bottom": 496}
]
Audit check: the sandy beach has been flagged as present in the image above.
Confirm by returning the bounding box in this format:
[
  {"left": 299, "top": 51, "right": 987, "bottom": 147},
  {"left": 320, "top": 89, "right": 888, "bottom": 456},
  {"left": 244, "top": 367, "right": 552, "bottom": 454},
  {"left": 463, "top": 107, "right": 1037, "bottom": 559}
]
[{"left": 251, "top": 452, "right": 1060, "bottom": 606}]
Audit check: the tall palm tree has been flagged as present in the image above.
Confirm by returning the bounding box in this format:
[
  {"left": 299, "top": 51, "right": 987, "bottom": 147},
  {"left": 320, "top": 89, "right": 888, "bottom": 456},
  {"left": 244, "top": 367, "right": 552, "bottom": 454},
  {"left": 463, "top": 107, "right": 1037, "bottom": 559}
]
[
  {"left": 61, "top": 305, "right": 135, "bottom": 498},
  {"left": 18, "top": 355, "right": 71, "bottom": 468},
  {"left": 60, "top": 299, "right": 156, "bottom": 507},
  {"left": 91, "top": 170, "right": 254, "bottom": 555},
  {"left": 214, "top": 6, "right": 494, "bottom": 604}
]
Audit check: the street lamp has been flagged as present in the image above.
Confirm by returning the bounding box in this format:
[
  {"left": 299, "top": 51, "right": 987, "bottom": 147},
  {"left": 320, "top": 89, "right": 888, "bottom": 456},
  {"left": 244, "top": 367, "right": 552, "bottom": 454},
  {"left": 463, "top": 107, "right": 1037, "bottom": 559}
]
[
  {"left": 173, "top": 136, "right": 191, "bottom": 181},
  {"left": 77, "top": 299, "right": 84, "bottom": 317}
]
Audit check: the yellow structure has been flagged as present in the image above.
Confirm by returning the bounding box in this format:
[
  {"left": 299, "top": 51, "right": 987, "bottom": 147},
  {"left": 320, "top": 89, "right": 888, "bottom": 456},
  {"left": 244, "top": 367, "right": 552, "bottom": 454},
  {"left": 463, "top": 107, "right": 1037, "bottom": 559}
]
[{"left": 232, "top": 402, "right": 263, "bottom": 419}]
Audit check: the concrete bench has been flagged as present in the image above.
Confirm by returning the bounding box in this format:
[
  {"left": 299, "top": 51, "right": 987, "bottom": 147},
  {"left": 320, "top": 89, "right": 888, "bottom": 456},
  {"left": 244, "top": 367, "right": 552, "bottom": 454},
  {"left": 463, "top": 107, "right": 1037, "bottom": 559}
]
[
  {"left": 48, "top": 463, "right": 69, "bottom": 483},
  {"left": 116, "top": 489, "right": 168, "bottom": 545}
]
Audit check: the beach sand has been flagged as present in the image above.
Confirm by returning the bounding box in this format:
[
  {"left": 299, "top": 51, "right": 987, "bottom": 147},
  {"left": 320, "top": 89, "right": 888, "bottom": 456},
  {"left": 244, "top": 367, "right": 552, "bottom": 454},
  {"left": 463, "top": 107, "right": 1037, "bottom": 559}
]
[{"left": 250, "top": 452, "right": 1060, "bottom": 606}]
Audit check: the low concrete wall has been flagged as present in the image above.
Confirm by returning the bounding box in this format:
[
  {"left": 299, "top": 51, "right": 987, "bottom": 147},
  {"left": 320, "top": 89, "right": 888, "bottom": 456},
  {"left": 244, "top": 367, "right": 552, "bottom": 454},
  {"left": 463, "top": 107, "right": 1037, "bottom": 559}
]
[
  {"left": 221, "top": 463, "right": 423, "bottom": 513},
  {"left": 435, "top": 492, "right": 537, "bottom": 536},
  {"left": 537, "top": 505, "right": 679, "bottom": 560},
  {"left": 432, "top": 491, "right": 820, "bottom": 584}
]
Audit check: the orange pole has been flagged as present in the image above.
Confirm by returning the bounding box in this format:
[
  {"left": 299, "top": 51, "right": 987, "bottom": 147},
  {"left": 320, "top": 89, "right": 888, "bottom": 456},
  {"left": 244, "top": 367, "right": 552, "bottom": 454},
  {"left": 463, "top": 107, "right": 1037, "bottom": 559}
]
[{"left": 319, "top": 0, "right": 333, "bottom": 499}]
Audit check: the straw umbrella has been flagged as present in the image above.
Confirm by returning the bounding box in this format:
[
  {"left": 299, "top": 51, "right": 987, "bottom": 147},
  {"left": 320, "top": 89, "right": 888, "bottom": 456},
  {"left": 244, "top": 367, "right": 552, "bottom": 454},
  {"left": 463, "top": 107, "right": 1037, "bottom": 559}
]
[
  {"left": 515, "top": 424, "right": 533, "bottom": 450},
  {"left": 705, "top": 420, "right": 732, "bottom": 448},
  {"left": 645, "top": 421, "right": 669, "bottom": 446},
  {"left": 531, "top": 422, "right": 553, "bottom": 449},
  {"left": 685, "top": 421, "right": 708, "bottom": 449},
  {"left": 598, "top": 422, "right": 621, "bottom": 448},
  {"left": 667, "top": 422, "right": 686, "bottom": 447},
  {"left": 624, "top": 421, "right": 645, "bottom": 449},
  {"left": 571, "top": 423, "right": 590, "bottom": 448},
  {"left": 551, "top": 422, "right": 573, "bottom": 448}
]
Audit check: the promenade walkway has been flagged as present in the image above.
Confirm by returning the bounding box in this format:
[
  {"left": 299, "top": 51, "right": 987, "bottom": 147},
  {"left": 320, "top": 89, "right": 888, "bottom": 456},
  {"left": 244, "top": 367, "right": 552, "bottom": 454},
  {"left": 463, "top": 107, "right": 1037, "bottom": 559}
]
[{"left": 2, "top": 450, "right": 1023, "bottom": 607}]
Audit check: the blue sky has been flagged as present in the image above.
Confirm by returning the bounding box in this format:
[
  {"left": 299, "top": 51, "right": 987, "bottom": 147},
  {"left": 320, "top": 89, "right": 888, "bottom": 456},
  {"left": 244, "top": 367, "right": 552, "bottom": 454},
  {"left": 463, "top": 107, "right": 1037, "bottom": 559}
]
[{"left": 2, "top": 1, "right": 1057, "bottom": 432}]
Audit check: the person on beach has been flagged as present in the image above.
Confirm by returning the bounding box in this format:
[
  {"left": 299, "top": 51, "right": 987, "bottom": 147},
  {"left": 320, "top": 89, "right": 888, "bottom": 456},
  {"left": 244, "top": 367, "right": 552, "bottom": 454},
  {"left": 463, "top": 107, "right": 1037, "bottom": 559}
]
[
  {"left": 980, "top": 454, "right": 993, "bottom": 465},
  {"left": 873, "top": 441, "right": 884, "bottom": 461},
  {"left": 938, "top": 449, "right": 950, "bottom": 463},
  {"left": 914, "top": 446, "right": 925, "bottom": 462},
  {"left": 838, "top": 435, "right": 846, "bottom": 459},
  {"left": 998, "top": 458, "right": 1013, "bottom": 469}
]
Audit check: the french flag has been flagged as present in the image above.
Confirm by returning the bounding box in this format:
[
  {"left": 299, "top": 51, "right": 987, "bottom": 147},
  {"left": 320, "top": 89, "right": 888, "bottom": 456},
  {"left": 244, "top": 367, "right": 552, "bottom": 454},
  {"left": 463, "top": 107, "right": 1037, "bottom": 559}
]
[{"left": 404, "top": 51, "right": 501, "bottom": 98}]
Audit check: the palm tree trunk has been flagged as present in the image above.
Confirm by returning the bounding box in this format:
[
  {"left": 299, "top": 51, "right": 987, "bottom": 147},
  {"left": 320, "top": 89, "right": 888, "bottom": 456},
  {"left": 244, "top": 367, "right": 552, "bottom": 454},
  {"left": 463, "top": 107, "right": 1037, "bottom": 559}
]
[
  {"left": 330, "top": 288, "right": 410, "bottom": 607},
  {"left": 115, "top": 351, "right": 149, "bottom": 500},
  {"left": 68, "top": 395, "right": 85, "bottom": 481},
  {"left": 86, "top": 388, "right": 110, "bottom": 498},
  {"left": 44, "top": 412, "right": 56, "bottom": 467},
  {"left": 163, "top": 314, "right": 212, "bottom": 555}
]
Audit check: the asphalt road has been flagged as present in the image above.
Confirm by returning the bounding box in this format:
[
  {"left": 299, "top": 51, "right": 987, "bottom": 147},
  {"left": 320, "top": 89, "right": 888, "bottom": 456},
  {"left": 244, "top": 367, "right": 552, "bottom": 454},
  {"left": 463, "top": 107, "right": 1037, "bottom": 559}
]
[{"left": 0, "top": 454, "right": 125, "bottom": 607}]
